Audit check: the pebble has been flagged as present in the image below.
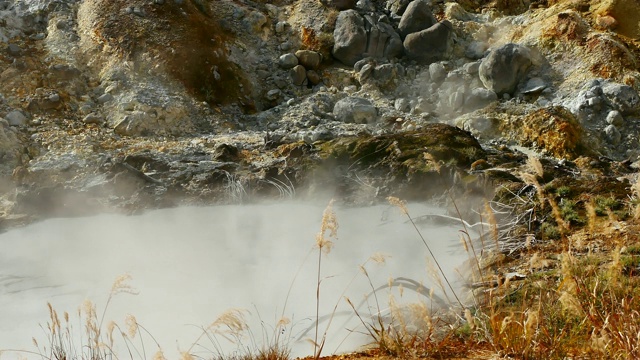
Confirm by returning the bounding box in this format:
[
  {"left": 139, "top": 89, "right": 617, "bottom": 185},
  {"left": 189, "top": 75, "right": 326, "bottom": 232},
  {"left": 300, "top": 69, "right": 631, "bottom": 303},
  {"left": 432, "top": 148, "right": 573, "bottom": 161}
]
[{"left": 48, "top": 93, "right": 60, "bottom": 103}]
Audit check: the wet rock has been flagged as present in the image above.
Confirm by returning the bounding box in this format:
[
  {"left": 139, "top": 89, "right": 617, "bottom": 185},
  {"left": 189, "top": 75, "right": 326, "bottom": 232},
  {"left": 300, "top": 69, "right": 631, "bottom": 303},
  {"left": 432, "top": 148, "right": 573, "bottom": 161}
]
[
  {"left": 333, "top": 97, "right": 377, "bottom": 124},
  {"left": 398, "top": 0, "right": 437, "bottom": 39},
  {"left": 602, "top": 83, "right": 640, "bottom": 115},
  {"left": 295, "top": 50, "right": 322, "bottom": 70},
  {"left": 403, "top": 21, "right": 452, "bottom": 64},
  {"left": 5, "top": 110, "right": 27, "bottom": 126},
  {"left": 291, "top": 65, "right": 307, "bottom": 86},
  {"left": 479, "top": 43, "right": 533, "bottom": 95},
  {"left": 278, "top": 53, "right": 298, "bottom": 69},
  {"left": 333, "top": 10, "right": 367, "bottom": 66}
]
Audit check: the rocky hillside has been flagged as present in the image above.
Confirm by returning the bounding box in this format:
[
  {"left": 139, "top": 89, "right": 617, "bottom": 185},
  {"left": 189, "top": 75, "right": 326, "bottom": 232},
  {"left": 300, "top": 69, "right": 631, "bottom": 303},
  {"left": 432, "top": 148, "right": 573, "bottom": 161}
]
[{"left": 0, "top": 0, "right": 639, "bottom": 240}]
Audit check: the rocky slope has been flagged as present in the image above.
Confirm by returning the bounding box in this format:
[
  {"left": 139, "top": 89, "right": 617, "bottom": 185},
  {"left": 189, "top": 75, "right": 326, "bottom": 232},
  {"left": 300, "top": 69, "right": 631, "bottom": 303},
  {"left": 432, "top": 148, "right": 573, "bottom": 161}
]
[{"left": 0, "top": 0, "right": 639, "bottom": 243}]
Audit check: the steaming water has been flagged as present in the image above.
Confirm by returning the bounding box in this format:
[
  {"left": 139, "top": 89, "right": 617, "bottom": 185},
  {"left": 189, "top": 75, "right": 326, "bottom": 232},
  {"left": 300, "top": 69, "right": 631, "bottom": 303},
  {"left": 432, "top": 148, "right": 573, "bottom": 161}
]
[{"left": 0, "top": 202, "right": 480, "bottom": 358}]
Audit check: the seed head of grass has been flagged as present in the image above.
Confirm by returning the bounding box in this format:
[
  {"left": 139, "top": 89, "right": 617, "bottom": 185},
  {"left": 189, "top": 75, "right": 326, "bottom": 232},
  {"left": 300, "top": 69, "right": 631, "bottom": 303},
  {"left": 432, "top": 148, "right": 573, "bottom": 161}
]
[
  {"left": 316, "top": 199, "right": 338, "bottom": 254},
  {"left": 110, "top": 273, "right": 139, "bottom": 296},
  {"left": 125, "top": 314, "right": 138, "bottom": 339},
  {"left": 387, "top": 196, "right": 408, "bottom": 215},
  {"left": 153, "top": 350, "right": 168, "bottom": 360}
]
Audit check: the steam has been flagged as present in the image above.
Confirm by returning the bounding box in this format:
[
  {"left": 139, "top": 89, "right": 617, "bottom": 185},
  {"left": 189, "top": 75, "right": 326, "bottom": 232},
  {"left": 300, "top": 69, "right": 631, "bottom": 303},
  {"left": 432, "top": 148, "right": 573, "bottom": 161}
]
[{"left": 0, "top": 202, "right": 479, "bottom": 358}]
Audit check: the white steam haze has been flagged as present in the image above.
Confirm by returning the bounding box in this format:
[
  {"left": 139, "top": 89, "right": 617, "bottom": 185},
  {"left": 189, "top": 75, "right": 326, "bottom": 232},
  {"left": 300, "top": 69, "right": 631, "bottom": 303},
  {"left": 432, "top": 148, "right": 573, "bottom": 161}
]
[{"left": 0, "top": 201, "right": 482, "bottom": 358}]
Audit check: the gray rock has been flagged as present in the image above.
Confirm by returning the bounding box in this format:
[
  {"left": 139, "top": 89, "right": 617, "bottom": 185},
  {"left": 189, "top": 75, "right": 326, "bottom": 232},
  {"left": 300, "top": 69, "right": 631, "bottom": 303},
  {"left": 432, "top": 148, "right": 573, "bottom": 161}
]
[
  {"left": 429, "top": 62, "right": 447, "bottom": 83},
  {"left": 333, "top": 97, "right": 377, "bottom": 124},
  {"left": 395, "top": 98, "right": 411, "bottom": 112},
  {"left": 374, "top": 64, "right": 396, "bottom": 86},
  {"left": 604, "top": 124, "right": 621, "bottom": 145},
  {"left": 97, "top": 93, "right": 114, "bottom": 104},
  {"left": 290, "top": 65, "right": 307, "bottom": 86},
  {"left": 521, "top": 77, "right": 547, "bottom": 94},
  {"left": 606, "top": 110, "right": 624, "bottom": 126},
  {"left": 479, "top": 43, "right": 533, "bottom": 95},
  {"left": 83, "top": 113, "right": 103, "bottom": 125},
  {"left": 266, "top": 89, "right": 282, "bottom": 101},
  {"left": 275, "top": 21, "right": 288, "bottom": 34},
  {"left": 373, "top": 21, "right": 404, "bottom": 59},
  {"left": 403, "top": 21, "right": 452, "bottom": 64},
  {"left": 464, "top": 88, "right": 498, "bottom": 111},
  {"left": 5, "top": 110, "right": 27, "bottom": 126},
  {"left": 278, "top": 53, "right": 298, "bottom": 69},
  {"left": 7, "top": 44, "right": 21, "bottom": 56},
  {"left": 463, "top": 61, "right": 481, "bottom": 75},
  {"left": 356, "top": 0, "right": 375, "bottom": 11},
  {"left": 398, "top": 0, "right": 437, "bottom": 39},
  {"left": 354, "top": 58, "right": 375, "bottom": 72},
  {"left": 48, "top": 93, "right": 60, "bottom": 103},
  {"left": 245, "top": 11, "right": 267, "bottom": 33},
  {"left": 323, "top": 0, "right": 356, "bottom": 9},
  {"left": 602, "top": 83, "right": 640, "bottom": 115},
  {"left": 280, "top": 41, "right": 292, "bottom": 51},
  {"left": 333, "top": 10, "right": 368, "bottom": 66},
  {"left": 386, "top": 0, "right": 412, "bottom": 16},
  {"left": 359, "top": 63, "right": 374, "bottom": 82},
  {"left": 295, "top": 50, "right": 322, "bottom": 70}
]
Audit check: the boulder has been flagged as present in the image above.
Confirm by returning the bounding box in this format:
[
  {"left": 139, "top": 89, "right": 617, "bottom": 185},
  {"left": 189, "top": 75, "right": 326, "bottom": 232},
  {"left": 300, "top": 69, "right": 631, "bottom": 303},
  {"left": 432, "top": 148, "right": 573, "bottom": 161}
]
[
  {"left": 278, "top": 53, "right": 298, "bottom": 69},
  {"left": 333, "top": 10, "right": 368, "bottom": 66},
  {"left": 398, "top": 0, "right": 437, "bottom": 39},
  {"left": 333, "top": 97, "right": 377, "bottom": 124},
  {"left": 295, "top": 50, "right": 322, "bottom": 70},
  {"left": 333, "top": 11, "right": 403, "bottom": 66},
  {"left": 403, "top": 21, "right": 452, "bottom": 64},
  {"left": 479, "top": 43, "right": 532, "bottom": 95}
]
